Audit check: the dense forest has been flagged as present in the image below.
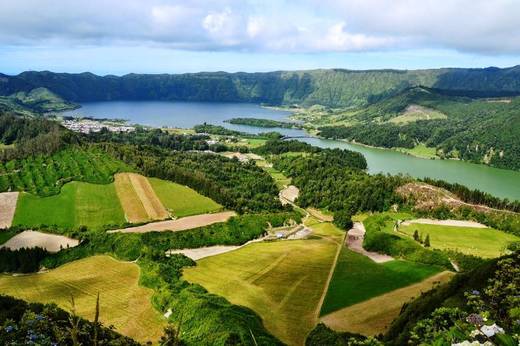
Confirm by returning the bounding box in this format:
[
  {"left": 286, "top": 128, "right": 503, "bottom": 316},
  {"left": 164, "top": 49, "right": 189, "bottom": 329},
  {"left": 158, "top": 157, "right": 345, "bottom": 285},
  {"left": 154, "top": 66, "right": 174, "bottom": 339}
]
[
  {"left": 318, "top": 87, "right": 520, "bottom": 170},
  {"left": 2, "top": 66, "right": 520, "bottom": 108},
  {"left": 225, "top": 117, "right": 302, "bottom": 128}
]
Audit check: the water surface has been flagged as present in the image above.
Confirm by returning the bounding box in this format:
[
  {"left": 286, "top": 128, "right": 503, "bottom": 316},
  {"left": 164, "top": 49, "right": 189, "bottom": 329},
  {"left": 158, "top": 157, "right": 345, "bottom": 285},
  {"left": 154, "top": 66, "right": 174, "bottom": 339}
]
[{"left": 64, "top": 101, "right": 520, "bottom": 201}]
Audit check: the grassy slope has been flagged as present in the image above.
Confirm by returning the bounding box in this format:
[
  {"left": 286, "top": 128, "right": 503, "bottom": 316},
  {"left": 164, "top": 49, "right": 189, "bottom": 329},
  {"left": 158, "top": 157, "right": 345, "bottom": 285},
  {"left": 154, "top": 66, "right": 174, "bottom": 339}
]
[
  {"left": 13, "top": 181, "right": 125, "bottom": 230},
  {"left": 183, "top": 238, "right": 339, "bottom": 346},
  {"left": 320, "top": 249, "right": 443, "bottom": 316},
  {"left": 399, "top": 223, "right": 518, "bottom": 258},
  {"left": 148, "top": 177, "right": 222, "bottom": 217},
  {"left": 0, "top": 255, "right": 166, "bottom": 343}
]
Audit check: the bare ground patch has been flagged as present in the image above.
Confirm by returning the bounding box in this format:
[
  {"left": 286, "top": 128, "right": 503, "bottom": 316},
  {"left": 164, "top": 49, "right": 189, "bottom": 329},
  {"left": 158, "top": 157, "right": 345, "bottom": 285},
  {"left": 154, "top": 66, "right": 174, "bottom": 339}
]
[
  {"left": 167, "top": 245, "right": 240, "bottom": 260},
  {"left": 279, "top": 185, "right": 299, "bottom": 205},
  {"left": 0, "top": 192, "right": 18, "bottom": 229},
  {"left": 321, "top": 271, "right": 454, "bottom": 336},
  {"left": 1, "top": 230, "right": 79, "bottom": 253},
  {"left": 401, "top": 218, "right": 487, "bottom": 228},
  {"left": 108, "top": 211, "right": 236, "bottom": 234},
  {"left": 347, "top": 222, "right": 393, "bottom": 263}
]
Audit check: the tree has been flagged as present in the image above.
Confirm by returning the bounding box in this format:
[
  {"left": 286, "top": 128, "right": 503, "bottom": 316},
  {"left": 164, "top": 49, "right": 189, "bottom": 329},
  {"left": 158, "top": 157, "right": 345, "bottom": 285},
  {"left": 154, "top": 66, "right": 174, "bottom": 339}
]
[
  {"left": 413, "top": 230, "right": 420, "bottom": 242},
  {"left": 159, "top": 324, "right": 184, "bottom": 346},
  {"left": 424, "top": 234, "right": 431, "bottom": 247}
]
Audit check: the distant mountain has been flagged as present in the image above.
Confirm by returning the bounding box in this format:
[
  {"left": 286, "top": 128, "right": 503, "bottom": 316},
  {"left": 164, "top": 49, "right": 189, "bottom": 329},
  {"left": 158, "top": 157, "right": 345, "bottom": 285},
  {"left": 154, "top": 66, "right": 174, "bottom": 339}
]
[{"left": 1, "top": 66, "right": 520, "bottom": 107}]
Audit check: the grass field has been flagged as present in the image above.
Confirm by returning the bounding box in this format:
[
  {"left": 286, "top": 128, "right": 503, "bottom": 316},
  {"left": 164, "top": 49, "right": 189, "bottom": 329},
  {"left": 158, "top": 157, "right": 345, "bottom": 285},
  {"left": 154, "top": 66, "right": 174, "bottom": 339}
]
[
  {"left": 183, "top": 238, "right": 339, "bottom": 345},
  {"left": 399, "top": 223, "right": 519, "bottom": 258},
  {"left": 320, "top": 249, "right": 443, "bottom": 316},
  {"left": 148, "top": 178, "right": 222, "bottom": 217},
  {"left": 321, "top": 271, "right": 454, "bottom": 336},
  {"left": 396, "top": 144, "right": 438, "bottom": 159},
  {"left": 13, "top": 181, "right": 125, "bottom": 230},
  {"left": 0, "top": 256, "right": 166, "bottom": 343}
]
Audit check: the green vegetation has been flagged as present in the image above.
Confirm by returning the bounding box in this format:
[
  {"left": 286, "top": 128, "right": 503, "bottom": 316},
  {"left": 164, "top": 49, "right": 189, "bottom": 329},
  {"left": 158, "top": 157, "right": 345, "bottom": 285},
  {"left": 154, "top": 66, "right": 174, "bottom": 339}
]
[
  {"left": 0, "top": 256, "right": 166, "bottom": 343},
  {"left": 101, "top": 143, "right": 283, "bottom": 213},
  {"left": 0, "top": 146, "right": 132, "bottom": 196},
  {"left": 0, "top": 87, "right": 77, "bottom": 115},
  {"left": 397, "top": 143, "right": 438, "bottom": 159},
  {"left": 321, "top": 249, "right": 442, "bottom": 316},
  {"left": 0, "top": 229, "right": 17, "bottom": 244},
  {"left": 363, "top": 213, "right": 452, "bottom": 268},
  {"left": 148, "top": 177, "right": 222, "bottom": 217},
  {"left": 225, "top": 117, "right": 302, "bottom": 128},
  {"left": 5, "top": 67, "right": 520, "bottom": 108},
  {"left": 12, "top": 181, "right": 125, "bottom": 230},
  {"left": 318, "top": 87, "right": 520, "bottom": 170},
  {"left": 385, "top": 253, "right": 519, "bottom": 345},
  {"left": 399, "top": 223, "right": 518, "bottom": 258},
  {"left": 183, "top": 238, "right": 339, "bottom": 345},
  {"left": 0, "top": 295, "right": 140, "bottom": 345}
]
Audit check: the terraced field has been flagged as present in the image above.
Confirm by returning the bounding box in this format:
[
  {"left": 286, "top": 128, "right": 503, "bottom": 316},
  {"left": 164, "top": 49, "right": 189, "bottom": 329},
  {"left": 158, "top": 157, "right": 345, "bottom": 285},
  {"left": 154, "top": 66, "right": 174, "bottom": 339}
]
[
  {"left": 399, "top": 223, "right": 518, "bottom": 258},
  {"left": 183, "top": 225, "right": 343, "bottom": 346},
  {"left": 13, "top": 181, "right": 125, "bottom": 230},
  {"left": 148, "top": 177, "right": 222, "bottom": 217},
  {"left": 0, "top": 256, "right": 166, "bottom": 343}
]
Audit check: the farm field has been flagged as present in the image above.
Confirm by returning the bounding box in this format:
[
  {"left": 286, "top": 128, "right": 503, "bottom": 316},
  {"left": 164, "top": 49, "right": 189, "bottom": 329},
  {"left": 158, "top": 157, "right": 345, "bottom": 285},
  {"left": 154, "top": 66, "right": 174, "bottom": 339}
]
[
  {"left": 12, "top": 181, "right": 125, "bottom": 230},
  {"left": 399, "top": 223, "right": 518, "bottom": 258},
  {"left": 0, "top": 256, "right": 166, "bottom": 343},
  {"left": 114, "top": 173, "right": 169, "bottom": 223},
  {"left": 321, "top": 271, "right": 454, "bottom": 335},
  {"left": 183, "top": 237, "right": 340, "bottom": 345},
  {"left": 0, "top": 191, "right": 18, "bottom": 229},
  {"left": 1, "top": 230, "right": 79, "bottom": 252},
  {"left": 148, "top": 177, "right": 222, "bottom": 217},
  {"left": 320, "top": 248, "right": 443, "bottom": 316}
]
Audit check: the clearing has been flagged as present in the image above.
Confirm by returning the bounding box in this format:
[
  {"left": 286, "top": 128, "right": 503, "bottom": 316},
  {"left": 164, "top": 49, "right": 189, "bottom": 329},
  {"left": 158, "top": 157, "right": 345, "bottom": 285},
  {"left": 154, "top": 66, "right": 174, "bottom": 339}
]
[
  {"left": 12, "top": 182, "right": 125, "bottom": 230},
  {"left": 398, "top": 223, "right": 518, "bottom": 258},
  {"left": 0, "top": 256, "right": 166, "bottom": 343},
  {"left": 279, "top": 185, "right": 299, "bottom": 205},
  {"left": 347, "top": 222, "right": 393, "bottom": 263},
  {"left": 148, "top": 178, "right": 222, "bottom": 217},
  {"left": 320, "top": 249, "right": 443, "bottom": 316},
  {"left": 183, "top": 224, "right": 344, "bottom": 346},
  {"left": 321, "top": 271, "right": 454, "bottom": 335},
  {"left": 1, "top": 230, "right": 79, "bottom": 252},
  {"left": 114, "top": 173, "right": 169, "bottom": 223},
  {"left": 389, "top": 104, "right": 447, "bottom": 124},
  {"left": 0, "top": 191, "right": 18, "bottom": 229},
  {"left": 108, "top": 211, "right": 236, "bottom": 234}
]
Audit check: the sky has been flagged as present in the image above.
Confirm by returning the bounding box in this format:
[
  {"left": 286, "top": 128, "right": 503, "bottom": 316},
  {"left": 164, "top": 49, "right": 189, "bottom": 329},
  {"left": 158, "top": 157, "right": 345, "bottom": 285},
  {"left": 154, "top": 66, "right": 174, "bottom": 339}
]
[{"left": 1, "top": 0, "right": 519, "bottom": 75}]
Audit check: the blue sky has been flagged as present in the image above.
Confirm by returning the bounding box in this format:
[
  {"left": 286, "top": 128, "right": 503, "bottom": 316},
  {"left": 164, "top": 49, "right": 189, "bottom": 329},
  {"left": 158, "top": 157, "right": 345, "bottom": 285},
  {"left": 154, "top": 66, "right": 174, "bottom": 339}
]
[{"left": 1, "top": 0, "right": 519, "bottom": 75}]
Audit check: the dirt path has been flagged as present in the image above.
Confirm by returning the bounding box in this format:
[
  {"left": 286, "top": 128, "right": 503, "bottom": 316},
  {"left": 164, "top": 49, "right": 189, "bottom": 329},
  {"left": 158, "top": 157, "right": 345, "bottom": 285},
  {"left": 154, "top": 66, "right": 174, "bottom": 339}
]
[
  {"left": 307, "top": 208, "right": 333, "bottom": 222},
  {"left": 1, "top": 230, "right": 79, "bottom": 253},
  {"left": 167, "top": 245, "right": 241, "bottom": 260},
  {"left": 401, "top": 218, "right": 487, "bottom": 228},
  {"left": 0, "top": 192, "right": 18, "bottom": 229},
  {"left": 347, "top": 222, "right": 394, "bottom": 263},
  {"left": 108, "top": 211, "right": 236, "bottom": 234},
  {"left": 321, "top": 271, "right": 454, "bottom": 336}
]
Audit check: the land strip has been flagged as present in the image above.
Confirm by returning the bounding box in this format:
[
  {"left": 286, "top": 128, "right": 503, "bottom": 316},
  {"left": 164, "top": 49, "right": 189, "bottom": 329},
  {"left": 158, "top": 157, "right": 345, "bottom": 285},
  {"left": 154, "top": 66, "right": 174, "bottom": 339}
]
[
  {"left": 108, "top": 211, "right": 236, "bottom": 234},
  {"left": 0, "top": 192, "right": 18, "bottom": 229},
  {"left": 1, "top": 230, "right": 79, "bottom": 253}
]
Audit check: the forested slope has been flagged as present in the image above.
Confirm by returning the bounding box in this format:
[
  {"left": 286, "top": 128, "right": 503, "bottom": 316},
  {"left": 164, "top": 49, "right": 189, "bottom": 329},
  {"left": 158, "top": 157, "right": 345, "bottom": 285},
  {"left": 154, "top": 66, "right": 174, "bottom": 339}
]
[{"left": 2, "top": 66, "right": 520, "bottom": 107}]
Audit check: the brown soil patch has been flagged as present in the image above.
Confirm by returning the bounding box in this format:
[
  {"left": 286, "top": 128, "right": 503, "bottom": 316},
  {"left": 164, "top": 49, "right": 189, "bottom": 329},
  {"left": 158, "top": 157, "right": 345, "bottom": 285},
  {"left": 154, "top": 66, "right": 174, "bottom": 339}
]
[
  {"left": 167, "top": 245, "right": 240, "bottom": 260},
  {"left": 0, "top": 192, "right": 18, "bottom": 229},
  {"left": 401, "top": 218, "right": 487, "bottom": 228},
  {"left": 347, "top": 222, "right": 393, "bottom": 263},
  {"left": 108, "top": 211, "right": 236, "bottom": 234},
  {"left": 114, "top": 173, "right": 168, "bottom": 223},
  {"left": 397, "top": 182, "right": 517, "bottom": 215},
  {"left": 321, "top": 271, "right": 454, "bottom": 336},
  {"left": 1, "top": 230, "right": 79, "bottom": 253},
  {"left": 279, "top": 185, "right": 299, "bottom": 205}
]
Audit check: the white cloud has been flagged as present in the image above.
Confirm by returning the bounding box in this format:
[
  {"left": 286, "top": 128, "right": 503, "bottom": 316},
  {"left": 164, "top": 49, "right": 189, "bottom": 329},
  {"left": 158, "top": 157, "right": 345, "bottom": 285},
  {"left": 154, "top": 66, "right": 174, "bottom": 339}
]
[{"left": 0, "top": 0, "right": 518, "bottom": 54}]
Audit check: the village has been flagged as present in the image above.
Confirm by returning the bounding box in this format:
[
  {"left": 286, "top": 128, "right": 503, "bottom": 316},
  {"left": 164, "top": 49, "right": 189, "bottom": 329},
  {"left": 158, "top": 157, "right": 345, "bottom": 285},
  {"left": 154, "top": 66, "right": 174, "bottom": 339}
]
[{"left": 61, "top": 118, "right": 135, "bottom": 134}]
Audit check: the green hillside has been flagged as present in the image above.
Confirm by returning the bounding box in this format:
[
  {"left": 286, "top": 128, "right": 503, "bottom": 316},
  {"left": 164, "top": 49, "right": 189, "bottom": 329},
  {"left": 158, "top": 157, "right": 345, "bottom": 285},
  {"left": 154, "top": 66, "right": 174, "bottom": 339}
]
[{"left": 2, "top": 66, "right": 520, "bottom": 107}]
